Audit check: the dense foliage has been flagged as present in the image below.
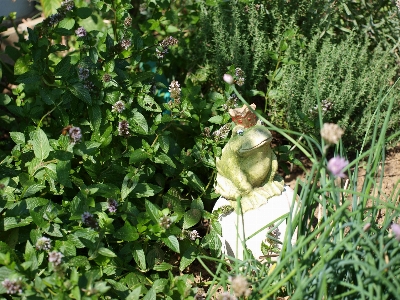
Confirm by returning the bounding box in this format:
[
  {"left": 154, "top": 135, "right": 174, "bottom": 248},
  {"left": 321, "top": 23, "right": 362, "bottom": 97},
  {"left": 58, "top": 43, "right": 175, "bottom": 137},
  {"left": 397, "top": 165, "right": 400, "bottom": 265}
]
[{"left": 0, "top": 0, "right": 400, "bottom": 299}]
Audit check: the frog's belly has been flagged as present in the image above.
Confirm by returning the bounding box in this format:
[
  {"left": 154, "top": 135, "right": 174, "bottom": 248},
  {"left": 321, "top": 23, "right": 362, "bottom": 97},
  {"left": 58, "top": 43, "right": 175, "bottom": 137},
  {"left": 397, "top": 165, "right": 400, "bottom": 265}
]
[{"left": 241, "top": 150, "right": 272, "bottom": 187}]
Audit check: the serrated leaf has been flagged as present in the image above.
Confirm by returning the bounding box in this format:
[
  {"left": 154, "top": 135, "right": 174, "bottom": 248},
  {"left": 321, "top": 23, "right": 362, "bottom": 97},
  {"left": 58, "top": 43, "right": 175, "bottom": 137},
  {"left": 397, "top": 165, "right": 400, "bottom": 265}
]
[
  {"left": 131, "top": 72, "right": 154, "bottom": 83},
  {"left": 153, "top": 262, "right": 173, "bottom": 271},
  {"left": 89, "top": 105, "right": 102, "bottom": 133},
  {"left": 138, "top": 95, "right": 162, "bottom": 112},
  {"left": 98, "top": 247, "right": 117, "bottom": 257},
  {"left": 145, "top": 200, "right": 161, "bottom": 224},
  {"left": 130, "top": 111, "right": 148, "bottom": 134},
  {"left": 41, "top": 0, "right": 61, "bottom": 17},
  {"left": 113, "top": 221, "right": 139, "bottom": 241},
  {"left": 10, "top": 132, "right": 25, "bottom": 145},
  {"left": 0, "top": 94, "right": 11, "bottom": 106},
  {"left": 153, "top": 279, "right": 168, "bottom": 293},
  {"left": 143, "top": 288, "right": 156, "bottom": 300},
  {"left": 181, "top": 171, "right": 205, "bottom": 193},
  {"left": 3, "top": 217, "right": 32, "bottom": 231},
  {"left": 54, "top": 56, "right": 72, "bottom": 77},
  {"left": 25, "top": 197, "right": 49, "bottom": 209},
  {"left": 57, "top": 160, "right": 72, "bottom": 187},
  {"left": 30, "top": 129, "right": 51, "bottom": 160},
  {"left": 17, "top": 70, "right": 41, "bottom": 84},
  {"left": 121, "top": 173, "right": 138, "bottom": 200},
  {"left": 208, "top": 115, "right": 223, "bottom": 124},
  {"left": 14, "top": 55, "right": 32, "bottom": 75},
  {"left": 183, "top": 209, "right": 202, "bottom": 229},
  {"left": 77, "top": 7, "right": 92, "bottom": 19},
  {"left": 73, "top": 141, "right": 101, "bottom": 156},
  {"left": 70, "top": 83, "right": 92, "bottom": 104},
  {"left": 133, "top": 183, "right": 162, "bottom": 198},
  {"left": 161, "top": 235, "right": 180, "bottom": 253},
  {"left": 179, "top": 245, "right": 197, "bottom": 271},
  {"left": 58, "top": 18, "right": 75, "bottom": 30},
  {"left": 191, "top": 199, "right": 204, "bottom": 210},
  {"left": 132, "top": 244, "right": 146, "bottom": 271},
  {"left": 154, "top": 153, "right": 176, "bottom": 168},
  {"left": 129, "top": 149, "right": 150, "bottom": 164},
  {"left": 21, "top": 184, "right": 46, "bottom": 198},
  {"left": 68, "top": 256, "right": 90, "bottom": 267}
]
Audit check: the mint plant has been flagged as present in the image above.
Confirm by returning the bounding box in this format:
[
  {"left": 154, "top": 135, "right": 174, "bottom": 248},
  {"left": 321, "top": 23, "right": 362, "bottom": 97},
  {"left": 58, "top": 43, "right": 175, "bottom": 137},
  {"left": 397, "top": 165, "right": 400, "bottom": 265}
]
[{"left": 0, "top": 0, "right": 227, "bottom": 298}]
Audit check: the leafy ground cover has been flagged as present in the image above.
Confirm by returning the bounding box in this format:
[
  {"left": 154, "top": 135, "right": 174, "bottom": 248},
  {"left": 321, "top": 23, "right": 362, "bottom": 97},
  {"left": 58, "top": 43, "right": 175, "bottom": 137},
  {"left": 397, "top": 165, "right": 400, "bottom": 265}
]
[{"left": 0, "top": 0, "right": 400, "bottom": 299}]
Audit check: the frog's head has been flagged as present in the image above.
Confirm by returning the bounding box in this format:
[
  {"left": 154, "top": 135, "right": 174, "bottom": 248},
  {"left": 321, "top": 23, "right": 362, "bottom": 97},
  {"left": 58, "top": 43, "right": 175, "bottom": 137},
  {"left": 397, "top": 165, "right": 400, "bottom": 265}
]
[{"left": 228, "top": 124, "right": 273, "bottom": 156}]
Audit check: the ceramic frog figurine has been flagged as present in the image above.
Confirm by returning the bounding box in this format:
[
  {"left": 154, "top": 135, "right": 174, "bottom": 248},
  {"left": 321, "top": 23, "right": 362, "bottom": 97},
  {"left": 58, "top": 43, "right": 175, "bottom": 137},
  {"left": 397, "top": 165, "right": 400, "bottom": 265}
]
[{"left": 215, "top": 124, "right": 284, "bottom": 212}]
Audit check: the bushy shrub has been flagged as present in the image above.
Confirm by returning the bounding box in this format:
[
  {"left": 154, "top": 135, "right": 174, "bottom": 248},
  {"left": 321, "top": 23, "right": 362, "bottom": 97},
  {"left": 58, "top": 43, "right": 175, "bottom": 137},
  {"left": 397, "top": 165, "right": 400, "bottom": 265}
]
[
  {"left": 276, "top": 33, "right": 400, "bottom": 153},
  {"left": 0, "top": 0, "right": 230, "bottom": 297}
]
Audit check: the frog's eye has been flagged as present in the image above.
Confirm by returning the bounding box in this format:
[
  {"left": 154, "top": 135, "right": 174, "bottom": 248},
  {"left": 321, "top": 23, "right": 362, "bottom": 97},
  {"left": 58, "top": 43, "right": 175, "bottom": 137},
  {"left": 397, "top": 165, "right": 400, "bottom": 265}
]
[{"left": 237, "top": 129, "right": 244, "bottom": 136}]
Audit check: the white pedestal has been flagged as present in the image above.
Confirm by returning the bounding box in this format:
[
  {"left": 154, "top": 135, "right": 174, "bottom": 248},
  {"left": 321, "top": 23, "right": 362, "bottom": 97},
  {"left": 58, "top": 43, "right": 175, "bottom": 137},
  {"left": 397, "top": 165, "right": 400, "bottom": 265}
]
[{"left": 213, "top": 186, "right": 297, "bottom": 260}]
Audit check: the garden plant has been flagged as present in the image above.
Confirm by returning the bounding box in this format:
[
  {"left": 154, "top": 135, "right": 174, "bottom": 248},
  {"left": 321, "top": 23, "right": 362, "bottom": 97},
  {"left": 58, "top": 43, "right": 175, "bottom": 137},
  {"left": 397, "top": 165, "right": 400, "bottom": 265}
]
[{"left": 0, "top": 0, "right": 400, "bottom": 299}]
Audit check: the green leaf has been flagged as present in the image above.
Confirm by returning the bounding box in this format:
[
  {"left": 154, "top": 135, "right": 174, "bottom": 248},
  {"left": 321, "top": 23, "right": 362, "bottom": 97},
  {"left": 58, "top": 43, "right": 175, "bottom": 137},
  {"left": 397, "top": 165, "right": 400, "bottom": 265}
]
[
  {"left": 143, "top": 288, "right": 156, "bottom": 300},
  {"left": 57, "top": 160, "right": 72, "bottom": 188},
  {"left": 73, "top": 141, "right": 101, "bottom": 156},
  {"left": 130, "top": 110, "right": 148, "bottom": 134},
  {"left": 0, "top": 94, "right": 12, "bottom": 106},
  {"left": 161, "top": 235, "right": 180, "bottom": 253},
  {"left": 58, "top": 18, "right": 75, "bottom": 30},
  {"left": 89, "top": 105, "right": 102, "bottom": 133},
  {"left": 3, "top": 217, "right": 32, "bottom": 231},
  {"left": 145, "top": 200, "right": 161, "bottom": 224},
  {"left": 30, "top": 129, "right": 51, "bottom": 160},
  {"left": 22, "top": 184, "right": 46, "bottom": 198},
  {"left": 54, "top": 56, "right": 73, "bottom": 77},
  {"left": 70, "top": 83, "right": 92, "bottom": 104},
  {"left": 41, "top": 0, "right": 61, "bottom": 17},
  {"left": 77, "top": 7, "right": 92, "bottom": 19},
  {"left": 98, "top": 247, "right": 117, "bottom": 257},
  {"left": 129, "top": 149, "right": 150, "bottom": 164},
  {"left": 25, "top": 197, "right": 49, "bottom": 209},
  {"left": 181, "top": 171, "right": 205, "bottom": 193},
  {"left": 179, "top": 245, "right": 197, "bottom": 271},
  {"left": 113, "top": 221, "right": 139, "bottom": 241},
  {"left": 133, "top": 183, "right": 162, "bottom": 198},
  {"left": 153, "top": 262, "right": 173, "bottom": 271},
  {"left": 153, "top": 279, "right": 168, "bottom": 293},
  {"left": 183, "top": 209, "right": 202, "bottom": 229},
  {"left": 132, "top": 244, "right": 146, "bottom": 271},
  {"left": 138, "top": 95, "right": 162, "bottom": 112},
  {"left": 131, "top": 72, "right": 154, "bottom": 83},
  {"left": 68, "top": 256, "right": 90, "bottom": 267},
  {"left": 208, "top": 115, "right": 223, "bottom": 124},
  {"left": 10, "top": 132, "right": 25, "bottom": 145},
  {"left": 154, "top": 153, "right": 176, "bottom": 168},
  {"left": 121, "top": 173, "right": 138, "bottom": 200},
  {"left": 14, "top": 55, "right": 32, "bottom": 75}
]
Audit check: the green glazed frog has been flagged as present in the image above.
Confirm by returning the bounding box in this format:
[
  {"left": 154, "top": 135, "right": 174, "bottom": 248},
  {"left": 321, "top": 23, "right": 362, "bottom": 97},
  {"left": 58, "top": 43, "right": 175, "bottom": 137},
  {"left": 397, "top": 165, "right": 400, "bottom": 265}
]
[{"left": 215, "top": 124, "right": 284, "bottom": 212}]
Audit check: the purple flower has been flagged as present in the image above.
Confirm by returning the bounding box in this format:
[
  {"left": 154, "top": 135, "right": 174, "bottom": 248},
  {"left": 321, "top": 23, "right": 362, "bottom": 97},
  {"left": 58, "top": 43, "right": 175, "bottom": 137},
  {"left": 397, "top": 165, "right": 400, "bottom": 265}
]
[
  {"left": 2, "top": 278, "right": 22, "bottom": 294},
  {"left": 36, "top": 237, "right": 52, "bottom": 251},
  {"left": 81, "top": 212, "right": 99, "bottom": 229},
  {"left": 78, "top": 67, "right": 89, "bottom": 80},
  {"left": 327, "top": 156, "right": 348, "bottom": 178},
  {"left": 68, "top": 126, "right": 82, "bottom": 143},
  {"left": 75, "top": 26, "right": 87, "bottom": 37},
  {"left": 61, "top": 0, "right": 75, "bottom": 11},
  {"left": 120, "top": 39, "right": 131, "bottom": 50},
  {"left": 48, "top": 251, "right": 63, "bottom": 266},
  {"left": 107, "top": 199, "right": 118, "bottom": 213},
  {"left": 391, "top": 223, "right": 400, "bottom": 241},
  {"left": 118, "top": 120, "right": 130, "bottom": 137}
]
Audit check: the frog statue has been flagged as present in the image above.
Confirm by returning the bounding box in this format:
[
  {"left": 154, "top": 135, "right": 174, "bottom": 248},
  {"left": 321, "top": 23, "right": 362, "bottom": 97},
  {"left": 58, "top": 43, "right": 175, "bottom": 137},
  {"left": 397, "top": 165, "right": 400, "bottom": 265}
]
[{"left": 213, "top": 103, "right": 297, "bottom": 260}]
